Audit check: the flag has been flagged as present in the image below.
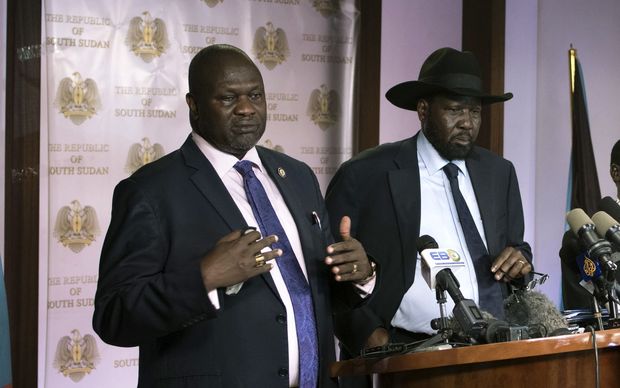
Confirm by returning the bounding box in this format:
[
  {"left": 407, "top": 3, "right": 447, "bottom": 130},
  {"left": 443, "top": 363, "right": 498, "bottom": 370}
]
[
  {"left": 561, "top": 47, "right": 602, "bottom": 311},
  {"left": 567, "top": 46, "right": 600, "bottom": 216},
  {"left": 0, "top": 258, "right": 11, "bottom": 388}
]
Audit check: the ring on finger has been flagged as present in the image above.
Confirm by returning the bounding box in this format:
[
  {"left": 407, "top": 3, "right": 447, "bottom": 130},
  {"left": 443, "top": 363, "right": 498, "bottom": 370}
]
[
  {"left": 255, "top": 253, "right": 266, "bottom": 268},
  {"left": 352, "top": 263, "right": 358, "bottom": 273},
  {"left": 517, "top": 259, "right": 527, "bottom": 266}
]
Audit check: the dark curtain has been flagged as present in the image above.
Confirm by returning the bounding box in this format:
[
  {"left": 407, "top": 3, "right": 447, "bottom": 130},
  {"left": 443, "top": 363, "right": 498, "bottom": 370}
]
[{"left": 5, "top": 0, "right": 42, "bottom": 387}]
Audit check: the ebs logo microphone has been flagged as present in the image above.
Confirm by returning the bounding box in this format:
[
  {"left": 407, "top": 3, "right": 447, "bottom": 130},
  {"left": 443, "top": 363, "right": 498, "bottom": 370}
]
[
  {"left": 429, "top": 249, "right": 462, "bottom": 262},
  {"left": 421, "top": 248, "right": 465, "bottom": 289}
]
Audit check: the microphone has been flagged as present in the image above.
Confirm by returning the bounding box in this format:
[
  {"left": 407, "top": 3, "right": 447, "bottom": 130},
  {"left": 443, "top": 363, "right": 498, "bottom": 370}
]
[
  {"left": 417, "top": 235, "right": 487, "bottom": 339},
  {"left": 418, "top": 235, "right": 467, "bottom": 290},
  {"left": 559, "top": 224, "right": 617, "bottom": 308},
  {"left": 446, "top": 314, "right": 531, "bottom": 342},
  {"left": 592, "top": 211, "right": 620, "bottom": 251},
  {"left": 435, "top": 268, "right": 488, "bottom": 338},
  {"left": 566, "top": 208, "right": 617, "bottom": 272},
  {"left": 504, "top": 290, "right": 570, "bottom": 337},
  {"left": 416, "top": 234, "right": 438, "bottom": 251}
]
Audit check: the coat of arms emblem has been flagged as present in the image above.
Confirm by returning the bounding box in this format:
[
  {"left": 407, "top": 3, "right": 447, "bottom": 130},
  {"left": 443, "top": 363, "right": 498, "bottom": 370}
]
[
  {"left": 53, "top": 329, "right": 100, "bottom": 382},
  {"left": 126, "top": 11, "right": 169, "bottom": 62},
  {"left": 253, "top": 22, "right": 290, "bottom": 70},
  {"left": 201, "top": 0, "right": 223, "bottom": 7},
  {"left": 53, "top": 200, "right": 101, "bottom": 253},
  {"left": 307, "top": 84, "right": 340, "bottom": 130},
  {"left": 311, "top": 0, "right": 341, "bottom": 18},
  {"left": 261, "top": 139, "right": 285, "bottom": 153},
  {"left": 125, "top": 137, "right": 166, "bottom": 174},
  {"left": 54, "top": 72, "right": 101, "bottom": 125}
]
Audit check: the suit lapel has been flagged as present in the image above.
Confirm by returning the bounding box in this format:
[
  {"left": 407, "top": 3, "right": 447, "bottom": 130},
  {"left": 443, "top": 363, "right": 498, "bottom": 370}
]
[
  {"left": 388, "top": 136, "right": 421, "bottom": 286},
  {"left": 182, "top": 138, "right": 282, "bottom": 298},
  {"left": 181, "top": 137, "right": 247, "bottom": 231},
  {"left": 466, "top": 150, "right": 497, "bottom": 254}
]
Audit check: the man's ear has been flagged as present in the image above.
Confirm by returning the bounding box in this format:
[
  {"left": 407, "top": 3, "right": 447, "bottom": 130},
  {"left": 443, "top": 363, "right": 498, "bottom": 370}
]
[
  {"left": 186, "top": 93, "right": 198, "bottom": 117},
  {"left": 417, "top": 98, "right": 429, "bottom": 124},
  {"left": 611, "top": 163, "right": 620, "bottom": 182}
]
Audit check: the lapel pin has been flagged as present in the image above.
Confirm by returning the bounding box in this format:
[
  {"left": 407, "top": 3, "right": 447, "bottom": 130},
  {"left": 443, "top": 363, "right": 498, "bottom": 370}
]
[{"left": 278, "top": 167, "right": 286, "bottom": 178}]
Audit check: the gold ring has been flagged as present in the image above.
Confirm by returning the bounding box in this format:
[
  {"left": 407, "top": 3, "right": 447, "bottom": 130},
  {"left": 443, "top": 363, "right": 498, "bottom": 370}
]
[
  {"left": 255, "top": 254, "right": 266, "bottom": 268},
  {"left": 352, "top": 264, "right": 358, "bottom": 273},
  {"left": 517, "top": 259, "right": 527, "bottom": 265}
]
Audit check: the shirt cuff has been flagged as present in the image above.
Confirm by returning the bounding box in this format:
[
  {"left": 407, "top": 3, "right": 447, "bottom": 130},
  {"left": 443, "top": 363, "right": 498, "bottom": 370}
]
[{"left": 208, "top": 288, "right": 220, "bottom": 309}]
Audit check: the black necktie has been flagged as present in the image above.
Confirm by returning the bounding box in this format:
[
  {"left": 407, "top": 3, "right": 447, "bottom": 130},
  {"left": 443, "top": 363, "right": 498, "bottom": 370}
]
[{"left": 443, "top": 162, "right": 504, "bottom": 319}]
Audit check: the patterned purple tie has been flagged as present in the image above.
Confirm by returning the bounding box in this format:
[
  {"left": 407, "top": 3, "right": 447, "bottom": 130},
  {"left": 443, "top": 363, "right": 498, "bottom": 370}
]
[
  {"left": 443, "top": 163, "right": 505, "bottom": 319},
  {"left": 234, "top": 160, "right": 318, "bottom": 388}
]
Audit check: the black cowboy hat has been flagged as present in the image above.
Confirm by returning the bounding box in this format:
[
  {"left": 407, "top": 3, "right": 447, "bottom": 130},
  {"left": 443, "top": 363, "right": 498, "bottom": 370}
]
[{"left": 386, "top": 47, "right": 513, "bottom": 111}]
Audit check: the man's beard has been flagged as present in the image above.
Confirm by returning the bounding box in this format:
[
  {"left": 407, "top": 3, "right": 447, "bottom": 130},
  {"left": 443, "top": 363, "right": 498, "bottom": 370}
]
[{"left": 424, "top": 125, "right": 474, "bottom": 161}]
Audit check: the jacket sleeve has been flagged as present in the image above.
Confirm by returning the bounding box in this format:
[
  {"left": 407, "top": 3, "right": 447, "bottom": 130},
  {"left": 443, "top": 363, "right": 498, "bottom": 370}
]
[
  {"left": 325, "top": 164, "right": 386, "bottom": 356},
  {"left": 506, "top": 161, "right": 533, "bottom": 263},
  {"left": 92, "top": 179, "right": 217, "bottom": 347}
]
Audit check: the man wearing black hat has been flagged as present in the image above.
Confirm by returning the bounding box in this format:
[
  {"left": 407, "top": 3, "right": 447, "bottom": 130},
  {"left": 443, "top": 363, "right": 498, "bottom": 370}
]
[{"left": 326, "top": 47, "right": 533, "bottom": 365}]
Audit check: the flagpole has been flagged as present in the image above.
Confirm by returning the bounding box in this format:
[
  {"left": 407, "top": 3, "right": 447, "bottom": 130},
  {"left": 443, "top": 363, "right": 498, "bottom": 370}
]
[
  {"left": 569, "top": 44, "right": 576, "bottom": 97},
  {"left": 566, "top": 44, "right": 577, "bottom": 217}
]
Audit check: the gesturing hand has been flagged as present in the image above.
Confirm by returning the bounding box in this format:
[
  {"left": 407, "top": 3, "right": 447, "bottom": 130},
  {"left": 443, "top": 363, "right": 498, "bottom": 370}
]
[
  {"left": 200, "top": 229, "right": 282, "bottom": 291},
  {"left": 325, "top": 216, "right": 372, "bottom": 283}
]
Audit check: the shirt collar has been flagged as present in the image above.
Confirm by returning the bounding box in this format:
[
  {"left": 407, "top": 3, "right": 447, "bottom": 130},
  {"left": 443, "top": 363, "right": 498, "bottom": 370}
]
[
  {"left": 417, "top": 130, "right": 467, "bottom": 177},
  {"left": 191, "top": 131, "right": 263, "bottom": 179}
]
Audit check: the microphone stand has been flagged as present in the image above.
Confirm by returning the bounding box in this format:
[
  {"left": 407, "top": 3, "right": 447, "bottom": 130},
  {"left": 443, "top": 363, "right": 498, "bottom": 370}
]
[
  {"left": 591, "top": 295, "right": 605, "bottom": 331},
  {"left": 605, "top": 273, "right": 620, "bottom": 328},
  {"left": 435, "top": 287, "right": 450, "bottom": 334},
  {"left": 412, "top": 287, "right": 453, "bottom": 352}
]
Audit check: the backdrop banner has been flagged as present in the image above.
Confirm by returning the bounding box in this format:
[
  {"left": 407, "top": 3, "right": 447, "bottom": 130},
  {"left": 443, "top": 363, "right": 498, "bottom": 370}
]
[{"left": 39, "top": 1, "right": 358, "bottom": 386}]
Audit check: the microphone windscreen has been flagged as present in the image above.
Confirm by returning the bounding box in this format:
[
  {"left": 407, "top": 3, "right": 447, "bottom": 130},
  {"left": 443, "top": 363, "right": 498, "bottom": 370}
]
[
  {"left": 416, "top": 234, "right": 438, "bottom": 254},
  {"left": 504, "top": 290, "right": 568, "bottom": 336},
  {"left": 592, "top": 211, "right": 619, "bottom": 237},
  {"left": 599, "top": 196, "right": 620, "bottom": 222},
  {"left": 566, "top": 208, "right": 591, "bottom": 235}
]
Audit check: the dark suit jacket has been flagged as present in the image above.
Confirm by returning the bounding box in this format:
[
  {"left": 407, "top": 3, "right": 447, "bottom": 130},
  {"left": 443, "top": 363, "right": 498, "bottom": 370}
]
[
  {"left": 93, "top": 136, "right": 339, "bottom": 388},
  {"left": 325, "top": 134, "right": 532, "bottom": 356}
]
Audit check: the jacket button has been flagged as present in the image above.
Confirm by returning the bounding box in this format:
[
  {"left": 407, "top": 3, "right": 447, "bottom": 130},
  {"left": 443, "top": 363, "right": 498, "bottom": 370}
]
[
  {"left": 276, "top": 314, "right": 287, "bottom": 324},
  {"left": 278, "top": 368, "right": 288, "bottom": 377}
]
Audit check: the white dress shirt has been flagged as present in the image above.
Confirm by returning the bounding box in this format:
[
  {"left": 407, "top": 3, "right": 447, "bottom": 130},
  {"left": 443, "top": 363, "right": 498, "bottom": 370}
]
[
  {"left": 192, "top": 132, "right": 306, "bottom": 387},
  {"left": 391, "top": 131, "right": 489, "bottom": 334}
]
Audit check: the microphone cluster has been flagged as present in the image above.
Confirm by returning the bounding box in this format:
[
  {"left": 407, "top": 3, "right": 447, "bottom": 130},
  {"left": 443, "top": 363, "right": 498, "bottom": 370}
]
[
  {"left": 362, "top": 234, "right": 572, "bottom": 358},
  {"left": 418, "top": 235, "right": 567, "bottom": 346},
  {"left": 565, "top": 198, "right": 620, "bottom": 309}
]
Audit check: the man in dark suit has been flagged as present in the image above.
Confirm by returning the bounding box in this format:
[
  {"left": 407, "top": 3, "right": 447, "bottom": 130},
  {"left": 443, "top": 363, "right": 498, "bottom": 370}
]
[
  {"left": 325, "top": 47, "right": 533, "bottom": 363},
  {"left": 561, "top": 139, "right": 620, "bottom": 309},
  {"left": 93, "top": 44, "right": 373, "bottom": 388}
]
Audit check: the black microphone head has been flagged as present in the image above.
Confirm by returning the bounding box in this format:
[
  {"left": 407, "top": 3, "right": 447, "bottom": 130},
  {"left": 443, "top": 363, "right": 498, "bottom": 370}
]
[
  {"left": 416, "top": 234, "right": 438, "bottom": 254},
  {"left": 599, "top": 196, "right": 620, "bottom": 223},
  {"left": 482, "top": 319, "right": 510, "bottom": 343},
  {"left": 446, "top": 309, "right": 495, "bottom": 340}
]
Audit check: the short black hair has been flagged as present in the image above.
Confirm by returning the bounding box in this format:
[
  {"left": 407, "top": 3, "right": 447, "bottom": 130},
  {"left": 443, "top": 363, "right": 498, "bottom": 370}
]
[
  {"left": 188, "top": 44, "right": 254, "bottom": 94},
  {"left": 612, "top": 139, "right": 620, "bottom": 165}
]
